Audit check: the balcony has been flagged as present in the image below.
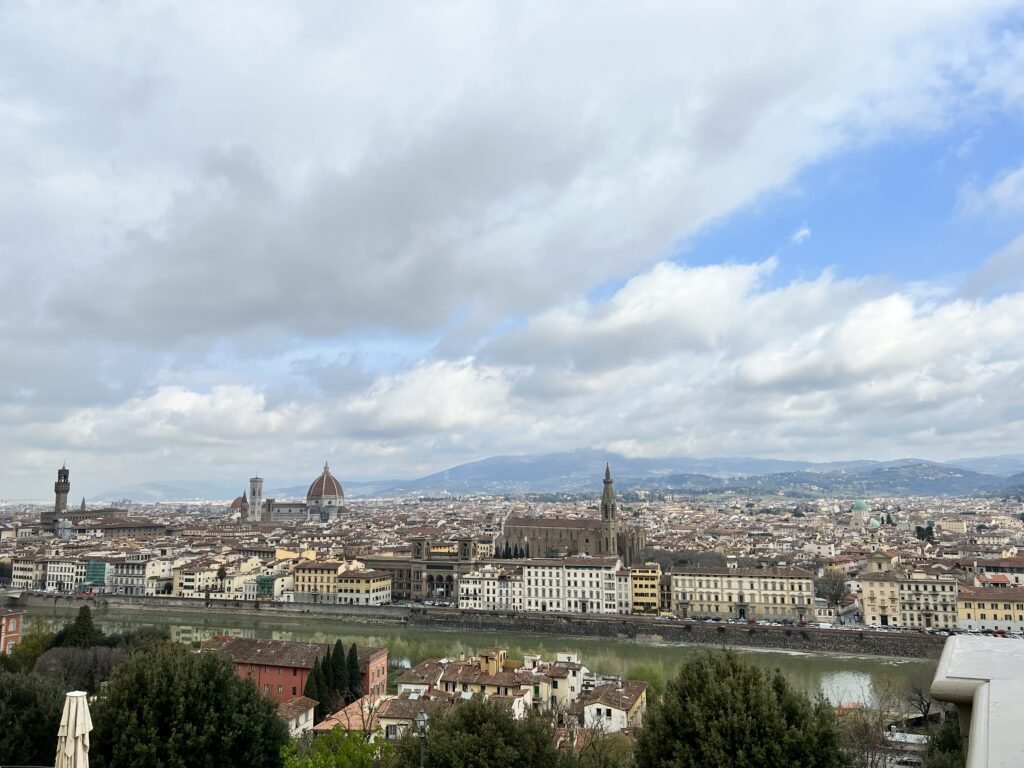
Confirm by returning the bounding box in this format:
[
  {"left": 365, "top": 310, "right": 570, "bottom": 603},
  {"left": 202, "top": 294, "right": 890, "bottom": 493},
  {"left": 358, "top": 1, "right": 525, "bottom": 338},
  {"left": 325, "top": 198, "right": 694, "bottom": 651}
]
[{"left": 931, "top": 636, "right": 1024, "bottom": 767}]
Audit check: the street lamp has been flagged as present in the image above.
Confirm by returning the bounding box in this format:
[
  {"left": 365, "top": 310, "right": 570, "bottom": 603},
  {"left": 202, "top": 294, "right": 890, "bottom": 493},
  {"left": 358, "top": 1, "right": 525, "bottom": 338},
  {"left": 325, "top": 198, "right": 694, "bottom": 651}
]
[{"left": 415, "top": 709, "right": 429, "bottom": 768}]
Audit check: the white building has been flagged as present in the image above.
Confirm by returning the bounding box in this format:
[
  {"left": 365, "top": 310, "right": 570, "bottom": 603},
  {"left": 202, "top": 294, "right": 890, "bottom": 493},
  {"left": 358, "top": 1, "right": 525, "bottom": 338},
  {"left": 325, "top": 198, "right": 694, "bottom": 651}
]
[
  {"left": 579, "top": 680, "right": 649, "bottom": 733},
  {"left": 44, "top": 558, "right": 85, "bottom": 592},
  {"left": 522, "top": 557, "right": 622, "bottom": 614},
  {"left": 12, "top": 555, "right": 44, "bottom": 590},
  {"left": 458, "top": 564, "right": 523, "bottom": 611}
]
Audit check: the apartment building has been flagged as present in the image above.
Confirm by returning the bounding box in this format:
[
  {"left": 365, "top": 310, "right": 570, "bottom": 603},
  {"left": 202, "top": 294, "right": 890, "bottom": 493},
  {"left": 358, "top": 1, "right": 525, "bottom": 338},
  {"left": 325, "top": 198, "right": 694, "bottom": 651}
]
[
  {"left": 0, "top": 608, "right": 23, "bottom": 654},
  {"left": 292, "top": 560, "right": 392, "bottom": 605},
  {"left": 615, "top": 568, "right": 632, "bottom": 614},
  {"left": 172, "top": 559, "right": 222, "bottom": 597},
  {"left": 861, "top": 569, "right": 958, "bottom": 629},
  {"left": 958, "top": 586, "right": 1024, "bottom": 633},
  {"left": 110, "top": 555, "right": 147, "bottom": 595},
  {"left": 898, "top": 570, "right": 958, "bottom": 629},
  {"left": 671, "top": 566, "right": 814, "bottom": 621},
  {"left": 44, "top": 557, "right": 85, "bottom": 592},
  {"left": 522, "top": 557, "right": 621, "bottom": 614},
  {"left": 629, "top": 563, "right": 661, "bottom": 615},
  {"left": 12, "top": 555, "right": 44, "bottom": 590},
  {"left": 458, "top": 564, "right": 523, "bottom": 611}
]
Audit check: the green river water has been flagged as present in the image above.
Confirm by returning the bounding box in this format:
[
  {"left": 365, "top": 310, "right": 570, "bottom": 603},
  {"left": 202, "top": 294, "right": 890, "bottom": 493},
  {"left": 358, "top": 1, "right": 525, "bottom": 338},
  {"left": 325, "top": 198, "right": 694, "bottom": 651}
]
[{"left": 24, "top": 606, "right": 934, "bottom": 706}]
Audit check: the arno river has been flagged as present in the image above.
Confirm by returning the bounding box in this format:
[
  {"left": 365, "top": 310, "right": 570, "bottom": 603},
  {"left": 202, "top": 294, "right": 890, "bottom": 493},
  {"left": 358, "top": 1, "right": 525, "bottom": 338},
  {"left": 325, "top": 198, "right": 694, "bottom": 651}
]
[{"left": 25, "top": 605, "right": 934, "bottom": 706}]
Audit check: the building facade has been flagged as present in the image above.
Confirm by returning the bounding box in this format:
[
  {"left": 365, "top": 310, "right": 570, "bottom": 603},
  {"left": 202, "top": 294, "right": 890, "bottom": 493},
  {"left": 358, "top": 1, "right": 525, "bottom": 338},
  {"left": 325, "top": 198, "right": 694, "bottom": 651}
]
[
  {"left": 861, "top": 569, "right": 959, "bottom": 629},
  {"left": 458, "top": 564, "right": 524, "bottom": 611},
  {"left": 0, "top": 608, "right": 23, "bottom": 654},
  {"left": 202, "top": 637, "right": 388, "bottom": 704},
  {"left": 522, "top": 557, "right": 622, "bottom": 614},
  {"left": 958, "top": 586, "right": 1024, "bottom": 633},
  {"left": 630, "top": 563, "right": 662, "bottom": 615},
  {"left": 292, "top": 560, "right": 392, "bottom": 605},
  {"left": 671, "top": 566, "right": 814, "bottom": 622}
]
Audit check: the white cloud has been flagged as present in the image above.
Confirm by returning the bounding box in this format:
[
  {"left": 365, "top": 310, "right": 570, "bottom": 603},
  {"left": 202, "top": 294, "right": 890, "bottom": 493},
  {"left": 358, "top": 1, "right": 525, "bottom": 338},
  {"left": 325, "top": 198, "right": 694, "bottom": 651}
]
[
  {"left": 958, "top": 162, "right": 1024, "bottom": 217},
  {"left": 791, "top": 226, "right": 812, "bottom": 245},
  {"left": 8, "top": 256, "right": 1024, "bottom": 498}
]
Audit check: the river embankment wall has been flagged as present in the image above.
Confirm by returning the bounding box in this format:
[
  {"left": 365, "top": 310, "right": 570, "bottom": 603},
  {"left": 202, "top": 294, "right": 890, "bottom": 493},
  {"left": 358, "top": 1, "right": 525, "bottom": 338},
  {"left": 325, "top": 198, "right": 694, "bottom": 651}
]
[{"left": 13, "top": 593, "right": 945, "bottom": 658}]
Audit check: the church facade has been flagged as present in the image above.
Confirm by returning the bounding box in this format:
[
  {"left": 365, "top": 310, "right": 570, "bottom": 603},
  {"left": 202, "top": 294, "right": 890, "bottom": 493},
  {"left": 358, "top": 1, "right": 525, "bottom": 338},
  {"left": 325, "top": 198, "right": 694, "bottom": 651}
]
[{"left": 496, "top": 465, "right": 646, "bottom": 566}]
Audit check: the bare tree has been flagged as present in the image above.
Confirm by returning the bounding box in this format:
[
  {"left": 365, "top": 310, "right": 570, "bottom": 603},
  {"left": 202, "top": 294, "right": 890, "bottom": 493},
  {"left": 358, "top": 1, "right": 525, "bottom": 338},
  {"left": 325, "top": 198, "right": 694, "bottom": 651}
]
[
  {"left": 815, "top": 570, "right": 848, "bottom": 611},
  {"left": 903, "top": 664, "right": 937, "bottom": 724},
  {"left": 841, "top": 680, "right": 905, "bottom": 768}
]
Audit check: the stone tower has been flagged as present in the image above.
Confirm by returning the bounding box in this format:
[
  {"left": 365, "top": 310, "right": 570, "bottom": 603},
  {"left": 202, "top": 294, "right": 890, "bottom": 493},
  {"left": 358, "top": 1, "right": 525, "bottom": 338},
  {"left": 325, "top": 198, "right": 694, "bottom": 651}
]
[
  {"left": 600, "top": 463, "right": 618, "bottom": 522},
  {"left": 43, "top": 464, "right": 71, "bottom": 529},
  {"left": 248, "top": 476, "right": 263, "bottom": 523}
]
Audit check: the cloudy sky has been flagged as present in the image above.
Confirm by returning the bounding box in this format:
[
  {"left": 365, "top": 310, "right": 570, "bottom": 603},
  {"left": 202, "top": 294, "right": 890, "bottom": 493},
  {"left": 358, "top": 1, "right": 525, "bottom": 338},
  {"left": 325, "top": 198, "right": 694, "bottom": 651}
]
[{"left": 3, "top": 2, "right": 1024, "bottom": 499}]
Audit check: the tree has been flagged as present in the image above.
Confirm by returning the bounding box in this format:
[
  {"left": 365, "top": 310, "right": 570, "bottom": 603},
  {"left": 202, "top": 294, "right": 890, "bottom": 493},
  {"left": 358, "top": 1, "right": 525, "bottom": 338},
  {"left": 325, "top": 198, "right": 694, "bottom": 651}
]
[
  {"left": 217, "top": 564, "right": 228, "bottom": 591},
  {"left": 282, "top": 727, "right": 390, "bottom": 768},
  {"left": 34, "top": 645, "right": 127, "bottom": 694},
  {"left": 0, "top": 670, "right": 65, "bottom": 766},
  {"left": 925, "top": 710, "right": 965, "bottom": 768},
  {"left": 903, "top": 664, "right": 937, "bottom": 724},
  {"left": 814, "top": 571, "right": 848, "bottom": 613},
  {"left": 392, "top": 698, "right": 566, "bottom": 768},
  {"left": 0, "top": 559, "right": 12, "bottom": 579},
  {"left": 316, "top": 659, "right": 331, "bottom": 720},
  {"left": 9, "top": 624, "right": 55, "bottom": 673},
  {"left": 576, "top": 730, "right": 635, "bottom": 768},
  {"left": 333, "top": 639, "right": 349, "bottom": 703},
  {"left": 634, "top": 651, "right": 843, "bottom": 768},
  {"left": 59, "top": 605, "right": 100, "bottom": 648},
  {"left": 915, "top": 525, "right": 934, "bottom": 542},
  {"left": 90, "top": 643, "right": 289, "bottom": 768},
  {"left": 347, "top": 644, "right": 362, "bottom": 700},
  {"left": 322, "top": 646, "right": 336, "bottom": 703},
  {"left": 304, "top": 660, "right": 322, "bottom": 722}
]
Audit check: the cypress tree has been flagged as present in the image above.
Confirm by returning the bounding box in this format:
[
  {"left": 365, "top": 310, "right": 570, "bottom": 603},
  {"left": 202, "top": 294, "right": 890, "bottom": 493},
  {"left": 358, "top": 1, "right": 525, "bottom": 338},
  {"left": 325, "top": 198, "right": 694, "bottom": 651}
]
[
  {"left": 347, "top": 644, "right": 362, "bottom": 700},
  {"left": 332, "top": 639, "right": 348, "bottom": 702},
  {"left": 303, "top": 660, "right": 321, "bottom": 723},
  {"left": 315, "top": 660, "right": 330, "bottom": 719},
  {"left": 321, "top": 646, "right": 335, "bottom": 697}
]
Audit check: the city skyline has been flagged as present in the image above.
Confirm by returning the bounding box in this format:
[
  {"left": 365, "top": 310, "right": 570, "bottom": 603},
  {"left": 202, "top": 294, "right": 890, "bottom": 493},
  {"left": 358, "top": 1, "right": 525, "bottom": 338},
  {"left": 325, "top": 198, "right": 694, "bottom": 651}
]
[{"left": 3, "top": 3, "right": 1024, "bottom": 497}]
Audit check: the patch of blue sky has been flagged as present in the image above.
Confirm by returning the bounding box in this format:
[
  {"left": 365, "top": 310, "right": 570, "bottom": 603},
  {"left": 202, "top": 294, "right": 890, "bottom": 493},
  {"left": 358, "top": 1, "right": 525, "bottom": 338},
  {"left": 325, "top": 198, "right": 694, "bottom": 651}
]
[{"left": 672, "top": 110, "right": 1024, "bottom": 288}]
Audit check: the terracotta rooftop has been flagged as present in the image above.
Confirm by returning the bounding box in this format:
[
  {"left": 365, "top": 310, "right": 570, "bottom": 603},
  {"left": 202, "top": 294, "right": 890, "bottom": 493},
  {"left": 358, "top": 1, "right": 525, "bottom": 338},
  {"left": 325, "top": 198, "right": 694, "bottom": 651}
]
[
  {"left": 202, "top": 637, "right": 328, "bottom": 669},
  {"left": 579, "top": 680, "right": 648, "bottom": 711},
  {"left": 277, "top": 696, "right": 317, "bottom": 721}
]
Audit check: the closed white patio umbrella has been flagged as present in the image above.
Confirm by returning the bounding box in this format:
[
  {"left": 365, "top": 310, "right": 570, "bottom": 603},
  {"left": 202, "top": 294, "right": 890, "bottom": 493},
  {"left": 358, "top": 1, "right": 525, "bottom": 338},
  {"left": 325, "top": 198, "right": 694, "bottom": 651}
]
[{"left": 55, "top": 691, "right": 93, "bottom": 768}]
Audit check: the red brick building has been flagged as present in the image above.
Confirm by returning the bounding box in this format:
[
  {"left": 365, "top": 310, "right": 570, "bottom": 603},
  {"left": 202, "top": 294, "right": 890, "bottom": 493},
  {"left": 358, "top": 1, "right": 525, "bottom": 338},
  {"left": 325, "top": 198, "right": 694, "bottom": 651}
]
[
  {"left": 0, "top": 608, "right": 23, "bottom": 655},
  {"left": 201, "top": 636, "right": 388, "bottom": 703}
]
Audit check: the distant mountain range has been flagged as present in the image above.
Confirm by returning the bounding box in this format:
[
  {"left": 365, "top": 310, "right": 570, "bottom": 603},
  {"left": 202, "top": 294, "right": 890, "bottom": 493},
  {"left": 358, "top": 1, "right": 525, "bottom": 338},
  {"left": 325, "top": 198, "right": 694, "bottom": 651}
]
[{"left": 91, "top": 450, "right": 1024, "bottom": 502}]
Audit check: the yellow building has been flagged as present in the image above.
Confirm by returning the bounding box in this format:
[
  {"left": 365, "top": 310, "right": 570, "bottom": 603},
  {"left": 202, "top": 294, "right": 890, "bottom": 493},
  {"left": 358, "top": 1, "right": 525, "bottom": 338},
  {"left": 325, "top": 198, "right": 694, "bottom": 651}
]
[
  {"left": 293, "top": 560, "right": 392, "bottom": 605},
  {"left": 172, "top": 559, "right": 222, "bottom": 598},
  {"left": 630, "top": 563, "right": 662, "bottom": 615},
  {"left": 860, "top": 571, "right": 902, "bottom": 627},
  {"left": 671, "top": 567, "right": 813, "bottom": 622},
  {"left": 958, "top": 586, "right": 1024, "bottom": 633},
  {"left": 861, "top": 569, "right": 958, "bottom": 629}
]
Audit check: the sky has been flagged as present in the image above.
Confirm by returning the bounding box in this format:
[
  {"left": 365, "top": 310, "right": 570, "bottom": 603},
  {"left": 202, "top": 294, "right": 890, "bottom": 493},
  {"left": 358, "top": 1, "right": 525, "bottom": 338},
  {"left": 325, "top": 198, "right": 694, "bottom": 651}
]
[{"left": 3, "top": 2, "right": 1024, "bottom": 499}]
